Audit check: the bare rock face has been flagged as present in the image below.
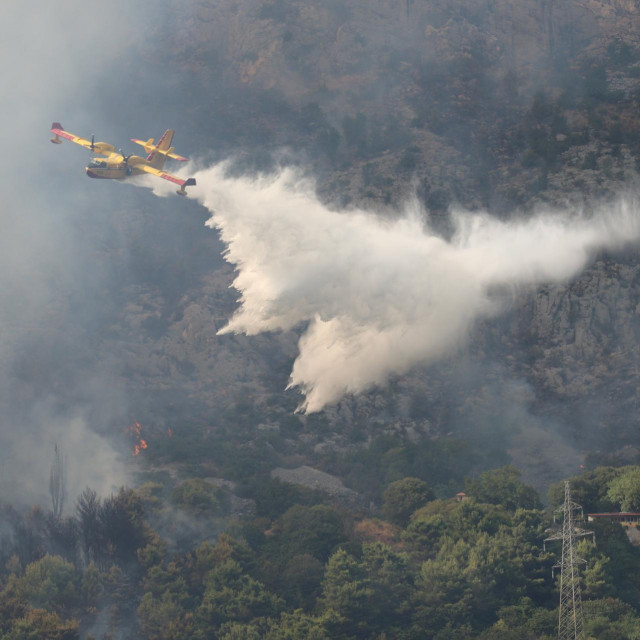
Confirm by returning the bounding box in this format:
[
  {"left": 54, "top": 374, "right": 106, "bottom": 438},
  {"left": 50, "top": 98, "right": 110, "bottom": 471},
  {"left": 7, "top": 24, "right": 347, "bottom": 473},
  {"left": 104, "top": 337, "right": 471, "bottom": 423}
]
[
  {"left": 118, "top": 0, "right": 640, "bottom": 461},
  {"left": 517, "top": 256, "right": 640, "bottom": 404},
  {"left": 166, "top": 0, "right": 640, "bottom": 100},
  {"left": 271, "top": 465, "right": 366, "bottom": 509}
]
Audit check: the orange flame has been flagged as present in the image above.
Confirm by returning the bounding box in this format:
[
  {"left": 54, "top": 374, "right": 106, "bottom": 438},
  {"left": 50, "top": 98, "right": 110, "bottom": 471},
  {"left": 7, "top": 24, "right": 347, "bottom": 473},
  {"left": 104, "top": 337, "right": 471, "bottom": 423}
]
[{"left": 127, "top": 421, "right": 148, "bottom": 456}]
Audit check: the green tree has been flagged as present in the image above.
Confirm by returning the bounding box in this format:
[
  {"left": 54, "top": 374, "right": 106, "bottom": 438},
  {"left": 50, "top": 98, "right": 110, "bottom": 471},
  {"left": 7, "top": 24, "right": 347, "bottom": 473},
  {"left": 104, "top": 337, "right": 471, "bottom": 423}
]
[
  {"left": 318, "top": 543, "right": 412, "bottom": 638},
  {"left": 100, "top": 488, "right": 149, "bottom": 566},
  {"left": 265, "top": 610, "right": 330, "bottom": 639},
  {"left": 403, "top": 510, "right": 450, "bottom": 556},
  {"left": 383, "top": 477, "right": 434, "bottom": 526},
  {"left": 410, "top": 503, "right": 553, "bottom": 636},
  {"left": 480, "top": 598, "right": 555, "bottom": 639},
  {"left": 582, "top": 554, "right": 612, "bottom": 600},
  {"left": 412, "top": 537, "right": 476, "bottom": 635},
  {"left": 218, "top": 621, "right": 263, "bottom": 640},
  {"left": 3, "top": 608, "right": 79, "bottom": 640},
  {"left": 101, "top": 564, "right": 137, "bottom": 637},
  {"left": 196, "top": 559, "right": 283, "bottom": 631},
  {"left": 137, "top": 531, "right": 168, "bottom": 570},
  {"left": 587, "top": 520, "right": 640, "bottom": 605},
  {"left": 359, "top": 542, "right": 412, "bottom": 634},
  {"left": 607, "top": 466, "right": 640, "bottom": 511},
  {"left": 583, "top": 598, "right": 640, "bottom": 639},
  {"left": 80, "top": 564, "right": 102, "bottom": 609},
  {"left": 548, "top": 467, "right": 621, "bottom": 512},
  {"left": 245, "top": 477, "right": 324, "bottom": 519},
  {"left": 138, "top": 590, "right": 189, "bottom": 640},
  {"left": 274, "top": 505, "right": 346, "bottom": 562},
  {"left": 13, "top": 555, "right": 78, "bottom": 613},
  {"left": 281, "top": 554, "right": 325, "bottom": 609},
  {"left": 465, "top": 466, "right": 541, "bottom": 511},
  {"left": 171, "top": 478, "right": 230, "bottom": 516},
  {"left": 318, "top": 548, "right": 371, "bottom": 639},
  {"left": 449, "top": 500, "right": 511, "bottom": 539}
]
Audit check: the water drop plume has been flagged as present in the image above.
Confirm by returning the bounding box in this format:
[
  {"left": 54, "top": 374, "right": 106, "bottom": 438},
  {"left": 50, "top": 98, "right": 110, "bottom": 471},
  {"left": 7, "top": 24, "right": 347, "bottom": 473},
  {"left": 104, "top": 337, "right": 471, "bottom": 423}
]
[{"left": 178, "top": 164, "right": 640, "bottom": 412}]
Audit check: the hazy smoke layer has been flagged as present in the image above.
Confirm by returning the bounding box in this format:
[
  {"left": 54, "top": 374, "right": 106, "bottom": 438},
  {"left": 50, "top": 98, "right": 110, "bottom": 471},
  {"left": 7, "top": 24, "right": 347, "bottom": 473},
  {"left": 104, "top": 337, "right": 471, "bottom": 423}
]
[{"left": 174, "top": 166, "right": 640, "bottom": 412}]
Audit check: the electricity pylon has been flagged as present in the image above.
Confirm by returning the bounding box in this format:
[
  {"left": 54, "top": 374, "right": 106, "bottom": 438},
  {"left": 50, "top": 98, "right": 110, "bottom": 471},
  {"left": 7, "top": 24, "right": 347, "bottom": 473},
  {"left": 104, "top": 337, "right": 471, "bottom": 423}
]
[{"left": 544, "top": 481, "right": 595, "bottom": 640}]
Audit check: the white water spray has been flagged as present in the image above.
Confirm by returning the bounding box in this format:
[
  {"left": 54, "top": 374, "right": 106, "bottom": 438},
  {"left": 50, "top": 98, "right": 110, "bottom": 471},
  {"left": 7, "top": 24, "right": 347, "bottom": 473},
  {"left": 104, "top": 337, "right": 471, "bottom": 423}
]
[{"left": 158, "top": 165, "right": 640, "bottom": 412}]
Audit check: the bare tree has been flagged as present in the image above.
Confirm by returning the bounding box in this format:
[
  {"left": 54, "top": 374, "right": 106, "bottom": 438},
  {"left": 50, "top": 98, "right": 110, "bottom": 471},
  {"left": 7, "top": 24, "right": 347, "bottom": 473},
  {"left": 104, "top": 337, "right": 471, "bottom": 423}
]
[{"left": 49, "top": 442, "right": 66, "bottom": 520}]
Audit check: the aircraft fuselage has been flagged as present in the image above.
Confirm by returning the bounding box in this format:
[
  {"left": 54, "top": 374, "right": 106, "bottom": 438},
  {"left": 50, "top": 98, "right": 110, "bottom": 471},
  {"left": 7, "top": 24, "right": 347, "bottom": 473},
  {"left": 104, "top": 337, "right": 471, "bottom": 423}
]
[{"left": 85, "top": 155, "right": 145, "bottom": 180}]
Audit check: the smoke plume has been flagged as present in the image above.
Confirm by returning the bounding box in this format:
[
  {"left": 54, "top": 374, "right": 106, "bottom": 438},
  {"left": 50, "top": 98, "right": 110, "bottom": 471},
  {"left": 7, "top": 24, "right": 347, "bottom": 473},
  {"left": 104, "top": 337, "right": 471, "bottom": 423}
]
[{"left": 168, "top": 165, "right": 640, "bottom": 412}]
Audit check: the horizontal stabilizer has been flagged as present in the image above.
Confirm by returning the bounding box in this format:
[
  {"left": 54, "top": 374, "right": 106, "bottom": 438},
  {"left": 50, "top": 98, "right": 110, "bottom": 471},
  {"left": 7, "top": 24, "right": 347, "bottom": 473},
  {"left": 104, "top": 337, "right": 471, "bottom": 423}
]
[
  {"left": 150, "top": 147, "right": 188, "bottom": 162},
  {"left": 175, "top": 177, "right": 196, "bottom": 196},
  {"left": 130, "top": 137, "right": 154, "bottom": 150}
]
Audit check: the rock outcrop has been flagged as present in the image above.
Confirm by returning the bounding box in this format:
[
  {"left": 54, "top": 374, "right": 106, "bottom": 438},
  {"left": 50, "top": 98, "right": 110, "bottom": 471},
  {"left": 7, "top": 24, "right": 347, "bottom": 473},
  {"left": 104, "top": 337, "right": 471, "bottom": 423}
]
[{"left": 115, "top": 0, "right": 640, "bottom": 479}]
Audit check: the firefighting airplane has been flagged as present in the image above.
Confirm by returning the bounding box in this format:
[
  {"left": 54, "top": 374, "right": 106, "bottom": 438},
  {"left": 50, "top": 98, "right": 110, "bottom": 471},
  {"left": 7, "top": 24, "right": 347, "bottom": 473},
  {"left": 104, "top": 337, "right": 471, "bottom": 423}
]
[{"left": 50, "top": 122, "right": 196, "bottom": 196}]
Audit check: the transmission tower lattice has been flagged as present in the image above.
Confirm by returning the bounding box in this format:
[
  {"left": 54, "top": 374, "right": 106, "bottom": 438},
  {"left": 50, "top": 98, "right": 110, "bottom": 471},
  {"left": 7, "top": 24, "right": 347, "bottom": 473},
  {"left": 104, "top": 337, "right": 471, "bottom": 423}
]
[{"left": 544, "top": 481, "right": 595, "bottom": 640}]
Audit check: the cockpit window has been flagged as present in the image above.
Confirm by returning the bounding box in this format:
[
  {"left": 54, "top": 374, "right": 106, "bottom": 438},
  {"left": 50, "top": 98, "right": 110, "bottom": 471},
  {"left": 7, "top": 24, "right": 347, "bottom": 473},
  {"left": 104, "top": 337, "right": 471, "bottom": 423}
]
[{"left": 88, "top": 159, "right": 107, "bottom": 168}]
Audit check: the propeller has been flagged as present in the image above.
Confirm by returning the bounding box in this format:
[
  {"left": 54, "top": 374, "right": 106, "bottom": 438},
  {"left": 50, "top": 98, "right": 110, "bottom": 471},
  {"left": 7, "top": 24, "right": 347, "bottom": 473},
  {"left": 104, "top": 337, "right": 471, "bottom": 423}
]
[
  {"left": 119, "top": 149, "right": 134, "bottom": 175},
  {"left": 90, "top": 134, "right": 95, "bottom": 151}
]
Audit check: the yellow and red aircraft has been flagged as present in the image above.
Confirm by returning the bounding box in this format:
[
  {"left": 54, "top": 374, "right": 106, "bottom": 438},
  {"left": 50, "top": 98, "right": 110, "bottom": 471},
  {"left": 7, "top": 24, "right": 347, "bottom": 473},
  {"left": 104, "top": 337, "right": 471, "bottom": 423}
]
[{"left": 50, "top": 123, "right": 196, "bottom": 196}]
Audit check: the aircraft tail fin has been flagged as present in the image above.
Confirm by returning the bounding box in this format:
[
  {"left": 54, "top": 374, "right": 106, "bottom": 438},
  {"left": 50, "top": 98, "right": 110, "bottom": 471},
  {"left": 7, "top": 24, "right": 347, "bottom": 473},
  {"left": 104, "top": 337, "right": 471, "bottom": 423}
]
[
  {"left": 131, "top": 129, "right": 188, "bottom": 168},
  {"left": 50, "top": 122, "right": 64, "bottom": 144}
]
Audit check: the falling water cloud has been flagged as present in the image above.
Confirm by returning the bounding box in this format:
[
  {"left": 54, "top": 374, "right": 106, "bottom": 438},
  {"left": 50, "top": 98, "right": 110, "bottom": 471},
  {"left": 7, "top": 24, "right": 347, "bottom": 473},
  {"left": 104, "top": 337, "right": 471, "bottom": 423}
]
[{"left": 163, "top": 164, "right": 640, "bottom": 412}]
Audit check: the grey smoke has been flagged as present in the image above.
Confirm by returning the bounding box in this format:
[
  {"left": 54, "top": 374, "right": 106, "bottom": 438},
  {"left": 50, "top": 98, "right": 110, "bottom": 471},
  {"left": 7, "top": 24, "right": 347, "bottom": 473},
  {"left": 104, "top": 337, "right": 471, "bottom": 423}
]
[{"left": 0, "top": 1, "right": 155, "bottom": 508}]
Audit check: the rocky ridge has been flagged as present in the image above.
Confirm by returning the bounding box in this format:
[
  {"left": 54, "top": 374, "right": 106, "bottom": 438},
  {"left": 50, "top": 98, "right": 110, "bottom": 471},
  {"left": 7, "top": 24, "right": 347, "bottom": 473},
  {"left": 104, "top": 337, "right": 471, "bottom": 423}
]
[{"left": 109, "top": 0, "right": 640, "bottom": 486}]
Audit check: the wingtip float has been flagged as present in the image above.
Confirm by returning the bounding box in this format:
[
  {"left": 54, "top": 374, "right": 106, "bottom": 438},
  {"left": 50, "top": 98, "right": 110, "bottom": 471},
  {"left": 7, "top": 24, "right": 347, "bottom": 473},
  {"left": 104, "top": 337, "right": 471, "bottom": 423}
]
[{"left": 50, "top": 122, "right": 196, "bottom": 196}]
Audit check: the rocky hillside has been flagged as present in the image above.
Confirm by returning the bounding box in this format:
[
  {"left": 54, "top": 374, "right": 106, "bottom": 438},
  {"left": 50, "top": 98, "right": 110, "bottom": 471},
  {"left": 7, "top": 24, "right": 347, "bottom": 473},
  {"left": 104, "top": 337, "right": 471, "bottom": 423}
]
[
  {"left": 64, "top": 0, "right": 640, "bottom": 488},
  {"left": 134, "top": 0, "right": 640, "bottom": 206}
]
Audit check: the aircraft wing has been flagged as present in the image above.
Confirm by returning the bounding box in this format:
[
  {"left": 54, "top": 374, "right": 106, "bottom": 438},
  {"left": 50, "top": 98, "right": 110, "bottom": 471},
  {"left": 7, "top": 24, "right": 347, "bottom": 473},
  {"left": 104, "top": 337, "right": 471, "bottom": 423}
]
[
  {"left": 137, "top": 163, "right": 196, "bottom": 196},
  {"left": 50, "top": 122, "right": 114, "bottom": 156}
]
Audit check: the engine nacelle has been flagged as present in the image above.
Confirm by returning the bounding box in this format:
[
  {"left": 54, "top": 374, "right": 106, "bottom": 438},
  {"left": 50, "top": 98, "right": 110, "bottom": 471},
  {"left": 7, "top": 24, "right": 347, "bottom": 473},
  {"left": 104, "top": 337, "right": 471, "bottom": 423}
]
[{"left": 93, "top": 142, "right": 115, "bottom": 154}]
